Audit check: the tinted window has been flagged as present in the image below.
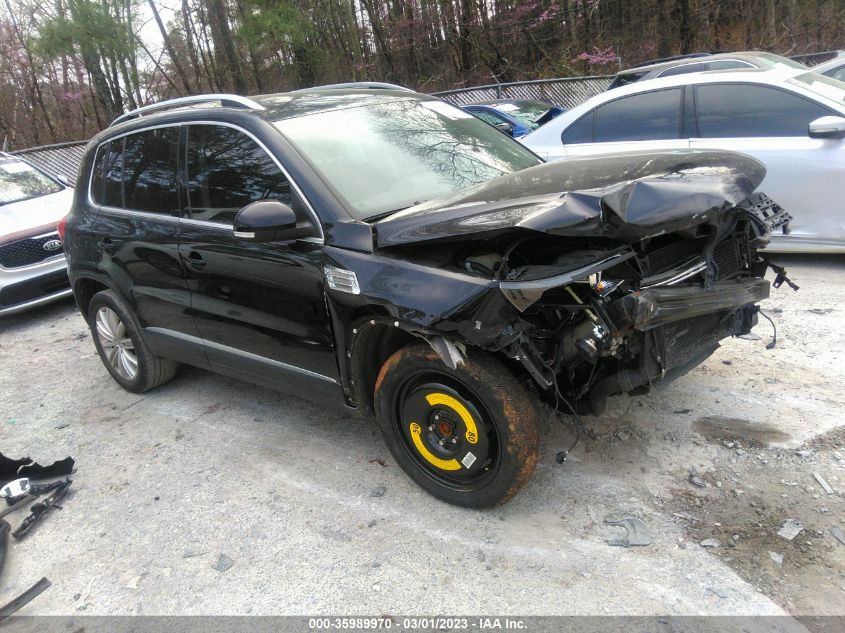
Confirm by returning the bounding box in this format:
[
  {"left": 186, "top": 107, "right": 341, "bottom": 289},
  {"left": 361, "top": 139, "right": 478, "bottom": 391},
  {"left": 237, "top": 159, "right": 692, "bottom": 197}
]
[
  {"left": 696, "top": 84, "right": 833, "bottom": 137},
  {"left": 562, "top": 112, "right": 594, "bottom": 144},
  {"left": 659, "top": 62, "right": 710, "bottom": 77},
  {"left": 90, "top": 143, "right": 108, "bottom": 204},
  {"left": 122, "top": 128, "right": 178, "bottom": 213},
  {"left": 102, "top": 141, "right": 122, "bottom": 208},
  {"left": 0, "top": 158, "right": 62, "bottom": 205},
  {"left": 186, "top": 125, "right": 291, "bottom": 225},
  {"left": 832, "top": 67, "right": 845, "bottom": 82},
  {"left": 594, "top": 89, "right": 682, "bottom": 142}
]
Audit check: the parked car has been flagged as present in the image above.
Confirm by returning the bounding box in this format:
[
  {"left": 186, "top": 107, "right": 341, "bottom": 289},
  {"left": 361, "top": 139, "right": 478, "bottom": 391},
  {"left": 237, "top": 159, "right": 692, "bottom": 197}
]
[
  {"left": 812, "top": 53, "right": 845, "bottom": 82},
  {"left": 65, "top": 90, "right": 788, "bottom": 507},
  {"left": 461, "top": 99, "right": 566, "bottom": 138},
  {"left": 523, "top": 67, "right": 845, "bottom": 253},
  {"left": 0, "top": 152, "right": 74, "bottom": 316},
  {"left": 607, "top": 51, "right": 806, "bottom": 89}
]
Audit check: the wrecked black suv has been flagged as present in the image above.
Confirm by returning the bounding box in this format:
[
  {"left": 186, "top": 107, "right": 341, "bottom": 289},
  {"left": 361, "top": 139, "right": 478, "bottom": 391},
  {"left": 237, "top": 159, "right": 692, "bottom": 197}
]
[{"left": 65, "top": 88, "right": 790, "bottom": 507}]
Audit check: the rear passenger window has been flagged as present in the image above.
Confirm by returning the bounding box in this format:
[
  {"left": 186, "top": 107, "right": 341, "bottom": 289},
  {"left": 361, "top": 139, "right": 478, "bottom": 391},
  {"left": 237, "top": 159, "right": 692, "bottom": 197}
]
[
  {"left": 122, "top": 128, "right": 178, "bottom": 213},
  {"left": 91, "top": 129, "right": 178, "bottom": 214},
  {"left": 594, "top": 88, "right": 682, "bottom": 142},
  {"left": 186, "top": 125, "right": 292, "bottom": 225},
  {"left": 696, "top": 84, "right": 833, "bottom": 137}
]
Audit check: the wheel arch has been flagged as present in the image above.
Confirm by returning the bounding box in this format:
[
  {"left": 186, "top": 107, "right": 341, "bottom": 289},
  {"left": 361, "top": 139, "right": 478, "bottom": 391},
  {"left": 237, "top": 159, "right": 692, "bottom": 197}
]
[{"left": 72, "top": 276, "right": 111, "bottom": 324}]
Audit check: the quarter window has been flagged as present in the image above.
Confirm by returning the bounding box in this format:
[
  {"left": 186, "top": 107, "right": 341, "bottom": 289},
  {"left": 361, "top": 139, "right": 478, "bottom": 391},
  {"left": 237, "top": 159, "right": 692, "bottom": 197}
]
[
  {"left": 186, "top": 125, "right": 292, "bottom": 225},
  {"left": 92, "top": 129, "right": 178, "bottom": 214},
  {"left": 562, "top": 112, "right": 594, "bottom": 144},
  {"left": 593, "top": 88, "right": 682, "bottom": 142},
  {"left": 696, "top": 84, "right": 833, "bottom": 137}
]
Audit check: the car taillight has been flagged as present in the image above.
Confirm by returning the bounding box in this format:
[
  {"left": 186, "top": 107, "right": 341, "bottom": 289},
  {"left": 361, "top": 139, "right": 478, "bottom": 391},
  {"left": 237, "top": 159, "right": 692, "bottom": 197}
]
[{"left": 57, "top": 215, "right": 68, "bottom": 241}]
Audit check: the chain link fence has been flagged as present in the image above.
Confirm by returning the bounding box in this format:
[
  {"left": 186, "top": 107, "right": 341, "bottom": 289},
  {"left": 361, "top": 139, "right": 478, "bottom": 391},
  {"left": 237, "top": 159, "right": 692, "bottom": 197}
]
[
  {"left": 433, "top": 76, "right": 613, "bottom": 108},
  {"left": 12, "top": 140, "right": 88, "bottom": 183}
]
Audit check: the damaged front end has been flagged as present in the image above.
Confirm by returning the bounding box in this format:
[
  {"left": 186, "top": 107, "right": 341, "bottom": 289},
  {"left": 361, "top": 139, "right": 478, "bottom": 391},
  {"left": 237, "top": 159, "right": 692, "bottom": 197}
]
[{"left": 329, "top": 150, "right": 793, "bottom": 417}]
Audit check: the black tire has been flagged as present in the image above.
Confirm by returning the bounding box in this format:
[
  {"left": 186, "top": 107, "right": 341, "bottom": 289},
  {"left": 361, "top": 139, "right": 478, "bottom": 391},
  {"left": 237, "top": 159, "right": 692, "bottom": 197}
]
[
  {"left": 88, "top": 289, "right": 177, "bottom": 393},
  {"left": 374, "top": 344, "right": 540, "bottom": 508}
]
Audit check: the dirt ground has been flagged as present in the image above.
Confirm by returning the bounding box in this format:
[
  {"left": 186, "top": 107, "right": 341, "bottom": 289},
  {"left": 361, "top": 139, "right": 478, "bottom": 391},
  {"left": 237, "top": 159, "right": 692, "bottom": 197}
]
[{"left": 0, "top": 254, "right": 843, "bottom": 619}]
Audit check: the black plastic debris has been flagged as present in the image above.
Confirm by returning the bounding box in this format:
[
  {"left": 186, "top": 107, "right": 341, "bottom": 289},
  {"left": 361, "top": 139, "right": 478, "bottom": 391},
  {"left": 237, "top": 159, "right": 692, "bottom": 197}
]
[
  {"left": 13, "top": 480, "right": 72, "bottom": 540},
  {"left": 0, "top": 577, "right": 51, "bottom": 623},
  {"left": 0, "top": 452, "right": 74, "bottom": 484}
]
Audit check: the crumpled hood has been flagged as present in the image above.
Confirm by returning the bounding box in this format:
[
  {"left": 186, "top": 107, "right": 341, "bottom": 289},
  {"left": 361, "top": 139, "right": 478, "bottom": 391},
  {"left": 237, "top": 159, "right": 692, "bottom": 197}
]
[{"left": 374, "top": 149, "right": 766, "bottom": 247}]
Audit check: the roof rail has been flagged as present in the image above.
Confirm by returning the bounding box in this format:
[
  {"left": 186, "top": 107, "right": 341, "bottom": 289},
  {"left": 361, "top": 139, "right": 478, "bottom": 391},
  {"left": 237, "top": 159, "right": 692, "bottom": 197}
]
[
  {"left": 631, "top": 52, "right": 713, "bottom": 68},
  {"left": 305, "top": 82, "right": 416, "bottom": 92},
  {"left": 110, "top": 94, "right": 266, "bottom": 127}
]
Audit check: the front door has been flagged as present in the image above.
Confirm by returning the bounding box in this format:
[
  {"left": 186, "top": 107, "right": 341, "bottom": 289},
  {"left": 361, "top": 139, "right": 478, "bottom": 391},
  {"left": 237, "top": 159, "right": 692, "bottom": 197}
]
[{"left": 177, "top": 123, "right": 340, "bottom": 396}]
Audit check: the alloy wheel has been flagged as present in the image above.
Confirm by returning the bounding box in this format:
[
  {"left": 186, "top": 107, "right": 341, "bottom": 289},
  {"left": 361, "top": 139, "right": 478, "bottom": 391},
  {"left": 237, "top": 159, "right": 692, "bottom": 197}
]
[{"left": 95, "top": 306, "right": 138, "bottom": 381}]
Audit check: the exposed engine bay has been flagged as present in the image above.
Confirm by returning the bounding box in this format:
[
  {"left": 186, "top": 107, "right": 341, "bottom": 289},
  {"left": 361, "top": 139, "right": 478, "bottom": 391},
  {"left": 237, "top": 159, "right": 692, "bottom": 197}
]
[{"left": 452, "top": 192, "right": 791, "bottom": 416}]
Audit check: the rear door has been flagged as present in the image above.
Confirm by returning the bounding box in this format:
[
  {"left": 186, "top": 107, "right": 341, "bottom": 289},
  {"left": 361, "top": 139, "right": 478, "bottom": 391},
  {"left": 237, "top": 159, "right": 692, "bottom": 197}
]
[
  {"left": 561, "top": 87, "right": 689, "bottom": 157},
  {"left": 689, "top": 82, "right": 845, "bottom": 244},
  {"left": 88, "top": 127, "right": 205, "bottom": 365},
  {"left": 177, "top": 123, "right": 340, "bottom": 396}
]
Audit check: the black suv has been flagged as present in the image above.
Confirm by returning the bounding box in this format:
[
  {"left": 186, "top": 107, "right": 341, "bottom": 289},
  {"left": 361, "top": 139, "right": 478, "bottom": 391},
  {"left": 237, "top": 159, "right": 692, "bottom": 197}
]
[{"left": 65, "top": 88, "right": 789, "bottom": 507}]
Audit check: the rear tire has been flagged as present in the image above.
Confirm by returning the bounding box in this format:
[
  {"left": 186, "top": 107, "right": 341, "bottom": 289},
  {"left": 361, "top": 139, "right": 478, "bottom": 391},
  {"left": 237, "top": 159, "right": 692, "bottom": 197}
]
[
  {"left": 374, "top": 344, "right": 540, "bottom": 508},
  {"left": 88, "top": 289, "right": 177, "bottom": 393}
]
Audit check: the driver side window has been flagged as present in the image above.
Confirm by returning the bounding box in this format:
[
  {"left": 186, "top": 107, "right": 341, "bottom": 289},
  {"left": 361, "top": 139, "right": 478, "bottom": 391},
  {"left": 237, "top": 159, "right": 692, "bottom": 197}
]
[{"left": 186, "top": 124, "right": 292, "bottom": 225}]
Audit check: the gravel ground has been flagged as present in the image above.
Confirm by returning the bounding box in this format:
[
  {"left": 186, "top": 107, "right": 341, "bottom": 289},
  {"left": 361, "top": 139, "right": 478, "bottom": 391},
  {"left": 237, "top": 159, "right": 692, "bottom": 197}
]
[{"left": 0, "top": 254, "right": 843, "bottom": 618}]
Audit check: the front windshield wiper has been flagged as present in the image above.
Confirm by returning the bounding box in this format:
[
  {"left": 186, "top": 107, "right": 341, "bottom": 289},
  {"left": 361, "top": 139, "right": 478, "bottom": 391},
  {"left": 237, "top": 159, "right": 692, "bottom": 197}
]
[{"left": 363, "top": 201, "right": 428, "bottom": 223}]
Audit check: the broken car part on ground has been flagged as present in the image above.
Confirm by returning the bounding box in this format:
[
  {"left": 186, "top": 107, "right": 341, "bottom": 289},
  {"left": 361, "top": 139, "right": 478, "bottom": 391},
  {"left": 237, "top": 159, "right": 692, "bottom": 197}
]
[{"left": 65, "top": 89, "right": 794, "bottom": 509}]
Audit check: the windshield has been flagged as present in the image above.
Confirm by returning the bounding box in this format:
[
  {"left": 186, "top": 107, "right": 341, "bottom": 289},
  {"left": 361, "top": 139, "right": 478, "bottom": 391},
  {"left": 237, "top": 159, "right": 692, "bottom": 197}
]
[
  {"left": 788, "top": 71, "right": 845, "bottom": 105},
  {"left": 274, "top": 99, "right": 541, "bottom": 220},
  {"left": 491, "top": 101, "right": 554, "bottom": 129},
  {"left": 0, "top": 158, "right": 62, "bottom": 206}
]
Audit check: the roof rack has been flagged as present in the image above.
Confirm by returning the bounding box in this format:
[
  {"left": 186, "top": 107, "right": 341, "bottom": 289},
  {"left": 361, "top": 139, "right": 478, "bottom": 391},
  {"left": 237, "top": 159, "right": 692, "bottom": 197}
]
[
  {"left": 305, "top": 82, "right": 415, "bottom": 92},
  {"left": 110, "top": 94, "right": 266, "bottom": 127},
  {"left": 631, "top": 52, "right": 713, "bottom": 68}
]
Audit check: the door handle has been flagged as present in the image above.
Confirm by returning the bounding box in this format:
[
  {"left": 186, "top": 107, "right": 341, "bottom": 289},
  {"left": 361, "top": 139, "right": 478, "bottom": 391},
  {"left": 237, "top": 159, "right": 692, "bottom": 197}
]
[
  {"left": 100, "top": 237, "right": 116, "bottom": 254},
  {"left": 184, "top": 251, "right": 206, "bottom": 269}
]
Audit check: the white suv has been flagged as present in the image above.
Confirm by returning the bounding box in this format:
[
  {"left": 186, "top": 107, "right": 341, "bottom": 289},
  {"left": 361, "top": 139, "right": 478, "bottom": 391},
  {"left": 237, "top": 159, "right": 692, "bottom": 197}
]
[
  {"left": 0, "top": 153, "right": 74, "bottom": 315},
  {"left": 523, "top": 67, "right": 845, "bottom": 253}
]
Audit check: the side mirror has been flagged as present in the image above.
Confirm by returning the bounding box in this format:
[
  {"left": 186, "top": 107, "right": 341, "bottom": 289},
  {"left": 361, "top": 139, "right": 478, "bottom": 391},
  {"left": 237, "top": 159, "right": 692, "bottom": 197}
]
[
  {"left": 233, "top": 200, "right": 311, "bottom": 242},
  {"left": 495, "top": 121, "right": 514, "bottom": 136},
  {"left": 809, "top": 115, "right": 845, "bottom": 139}
]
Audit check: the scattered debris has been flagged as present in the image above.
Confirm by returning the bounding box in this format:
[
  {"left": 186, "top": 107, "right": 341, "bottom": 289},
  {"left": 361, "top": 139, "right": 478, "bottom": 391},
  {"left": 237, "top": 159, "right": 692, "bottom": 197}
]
[
  {"left": 0, "top": 577, "right": 51, "bottom": 623},
  {"left": 777, "top": 519, "right": 804, "bottom": 541},
  {"left": 182, "top": 549, "right": 205, "bottom": 559},
  {"left": 768, "top": 551, "right": 784, "bottom": 566},
  {"left": 368, "top": 458, "right": 386, "bottom": 467},
  {"left": 555, "top": 451, "right": 567, "bottom": 464},
  {"left": 795, "top": 449, "right": 816, "bottom": 458},
  {"left": 673, "top": 409, "right": 691, "bottom": 415},
  {"left": 830, "top": 527, "right": 845, "bottom": 546},
  {"left": 124, "top": 575, "right": 141, "bottom": 589},
  {"left": 12, "top": 479, "right": 72, "bottom": 539},
  {"left": 689, "top": 474, "right": 706, "bottom": 488},
  {"left": 722, "top": 360, "right": 733, "bottom": 365},
  {"left": 0, "top": 520, "right": 8, "bottom": 576},
  {"left": 0, "top": 452, "right": 74, "bottom": 483},
  {"left": 738, "top": 332, "right": 762, "bottom": 341},
  {"left": 370, "top": 485, "right": 387, "bottom": 498},
  {"left": 213, "top": 554, "right": 234, "bottom": 573},
  {"left": 671, "top": 511, "right": 700, "bottom": 523},
  {"left": 699, "top": 538, "right": 721, "bottom": 548},
  {"left": 603, "top": 512, "right": 653, "bottom": 547},
  {"left": 54, "top": 423, "right": 70, "bottom": 430},
  {"left": 813, "top": 473, "right": 834, "bottom": 494},
  {"left": 74, "top": 577, "right": 94, "bottom": 611},
  {"left": 708, "top": 587, "right": 728, "bottom": 599}
]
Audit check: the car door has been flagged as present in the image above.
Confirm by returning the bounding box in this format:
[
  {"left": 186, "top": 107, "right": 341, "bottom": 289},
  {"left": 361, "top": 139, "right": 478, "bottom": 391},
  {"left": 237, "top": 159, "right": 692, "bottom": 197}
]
[
  {"left": 177, "top": 123, "right": 340, "bottom": 396},
  {"left": 560, "top": 87, "right": 689, "bottom": 158},
  {"left": 689, "top": 82, "right": 845, "bottom": 245},
  {"left": 88, "top": 127, "right": 205, "bottom": 365}
]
